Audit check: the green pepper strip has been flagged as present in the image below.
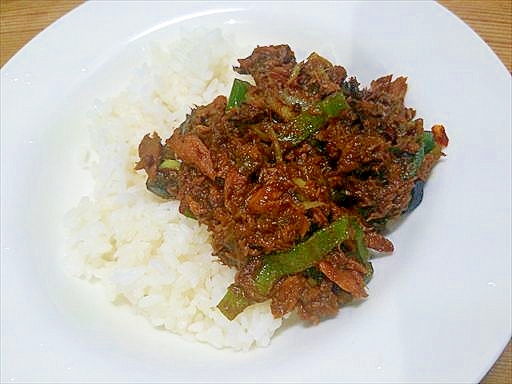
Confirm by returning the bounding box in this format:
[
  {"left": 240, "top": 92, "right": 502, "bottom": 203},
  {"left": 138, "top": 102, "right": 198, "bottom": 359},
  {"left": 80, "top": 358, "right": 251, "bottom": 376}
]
[
  {"left": 217, "top": 216, "right": 353, "bottom": 320},
  {"left": 216, "top": 285, "right": 251, "bottom": 321},
  {"left": 226, "top": 78, "right": 251, "bottom": 110},
  {"left": 422, "top": 131, "right": 435, "bottom": 154},
  {"left": 255, "top": 216, "right": 351, "bottom": 294},
  {"left": 353, "top": 219, "right": 374, "bottom": 283},
  {"left": 410, "top": 131, "right": 436, "bottom": 177},
  {"left": 278, "top": 92, "right": 349, "bottom": 146}
]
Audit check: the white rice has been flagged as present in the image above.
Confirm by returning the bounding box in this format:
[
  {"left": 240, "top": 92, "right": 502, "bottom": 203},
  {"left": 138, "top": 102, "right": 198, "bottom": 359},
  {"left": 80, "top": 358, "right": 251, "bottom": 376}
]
[{"left": 64, "top": 28, "right": 283, "bottom": 351}]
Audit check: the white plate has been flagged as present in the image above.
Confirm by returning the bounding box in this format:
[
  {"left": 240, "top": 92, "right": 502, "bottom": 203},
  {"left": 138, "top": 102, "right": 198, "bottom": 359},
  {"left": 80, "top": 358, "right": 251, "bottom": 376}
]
[{"left": 1, "top": 1, "right": 510, "bottom": 382}]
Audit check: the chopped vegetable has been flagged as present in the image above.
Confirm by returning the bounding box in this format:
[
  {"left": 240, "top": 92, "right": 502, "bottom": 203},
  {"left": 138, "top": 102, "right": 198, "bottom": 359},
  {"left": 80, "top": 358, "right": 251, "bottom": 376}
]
[
  {"left": 292, "top": 177, "right": 307, "bottom": 188},
  {"left": 267, "top": 126, "right": 283, "bottom": 163},
  {"left": 137, "top": 45, "right": 449, "bottom": 325},
  {"left": 302, "top": 201, "right": 326, "bottom": 210},
  {"left": 353, "top": 219, "right": 374, "bottom": 283},
  {"left": 216, "top": 285, "right": 251, "bottom": 321},
  {"left": 255, "top": 216, "right": 352, "bottom": 294},
  {"left": 146, "top": 176, "right": 172, "bottom": 199},
  {"left": 217, "top": 216, "right": 362, "bottom": 319},
  {"left": 278, "top": 91, "right": 349, "bottom": 145},
  {"left": 226, "top": 78, "right": 251, "bottom": 110},
  {"left": 405, "top": 180, "right": 425, "bottom": 213},
  {"left": 159, "top": 159, "right": 181, "bottom": 170},
  {"left": 410, "top": 131, "right": 437, "bottom": 177},
  {"left": 422, "top": 131, "right": 436, "bottom": 155}
]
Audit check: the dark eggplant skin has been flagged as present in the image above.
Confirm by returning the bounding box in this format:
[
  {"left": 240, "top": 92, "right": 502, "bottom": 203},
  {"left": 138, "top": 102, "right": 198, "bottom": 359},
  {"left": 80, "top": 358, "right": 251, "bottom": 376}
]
[{"left": 405, "top": 180, "right": 425, "bottom": 213}]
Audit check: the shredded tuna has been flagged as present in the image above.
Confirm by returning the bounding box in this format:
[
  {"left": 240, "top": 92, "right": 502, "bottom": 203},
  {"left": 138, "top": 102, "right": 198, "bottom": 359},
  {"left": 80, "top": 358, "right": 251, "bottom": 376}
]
[{"left": 137, "top": 45, "right": 448, "bottom": 323}]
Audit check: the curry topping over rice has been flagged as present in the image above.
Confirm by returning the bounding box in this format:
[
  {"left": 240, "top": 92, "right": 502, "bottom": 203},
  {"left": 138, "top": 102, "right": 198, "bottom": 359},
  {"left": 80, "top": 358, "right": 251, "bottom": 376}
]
[{"left": 136, "top": 45, "right": 448, "bottom": 323}]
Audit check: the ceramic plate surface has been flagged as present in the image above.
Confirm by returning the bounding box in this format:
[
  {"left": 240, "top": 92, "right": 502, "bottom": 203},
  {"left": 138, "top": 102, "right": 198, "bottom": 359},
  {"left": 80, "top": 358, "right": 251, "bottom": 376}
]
[{"left": 1, "top": 1, "right": 510, "bottom": 383}]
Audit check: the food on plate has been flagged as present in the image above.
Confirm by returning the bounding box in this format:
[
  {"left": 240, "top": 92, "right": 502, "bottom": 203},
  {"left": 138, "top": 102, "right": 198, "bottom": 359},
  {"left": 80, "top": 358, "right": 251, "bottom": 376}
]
[
  {"left": 65, "top": 30, "right": 288, "bottom": 351},
  {"left": 136, "top": 44, "right": 449, "bottom": 324}
]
